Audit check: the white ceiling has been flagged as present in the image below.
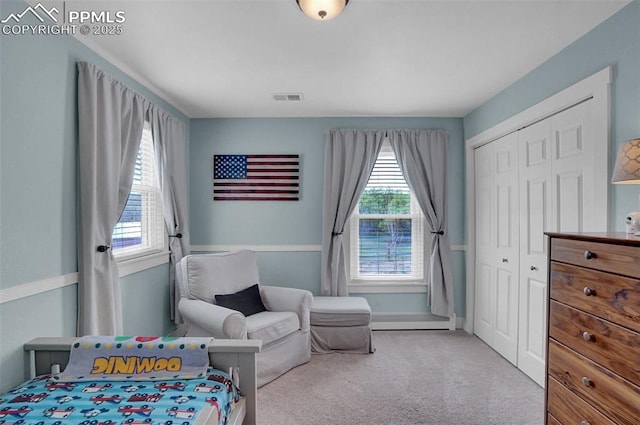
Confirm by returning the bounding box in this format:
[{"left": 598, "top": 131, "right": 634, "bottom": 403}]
[{"left": 73, "top": 0, "right": 630, "bottom": 118}]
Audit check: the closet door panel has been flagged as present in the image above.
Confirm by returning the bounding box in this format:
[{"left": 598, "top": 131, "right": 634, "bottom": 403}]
[
  {"left": 474, "top": 143, "right": 495, "bottom": 345},
  {"left": 550, "top": 100, "right": 606, "bottom": 232},
  {"left": 495, "top": 269, "right": 517, "bottom": 342},
  {"left": 475, "top": 263, "right": 494, "bottom": 343},
  {"left": 555, "top": 171, "right": 583, "bottom": 232},
  {"left": 492, "top": 134, "right": 519, "bottom": 365},
  {"left": 525, "top": 138, "right": 547, "bottom": 167},
  {"left": 525, "top": 179, "right": 548, "bottom": 256},
  {"left": 518, "top": 274, "right": 547, "bottom": 386},
  {"left": 518, "top": 120, "right": 551, "bottom": 387}
]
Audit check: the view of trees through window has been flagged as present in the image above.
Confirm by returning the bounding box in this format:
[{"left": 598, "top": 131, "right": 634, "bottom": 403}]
[
  {"left": 357, "top": 188, "right": 413, "bottom": 275},
  {"left": 112, "top": 192, "right": 142, "bottom": 249},
  {"left": 111, "top": 124, "right": 164, "bottom": 257}
]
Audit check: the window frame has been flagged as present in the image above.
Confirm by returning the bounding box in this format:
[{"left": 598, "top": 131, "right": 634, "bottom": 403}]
[
  {"left": 111, "top": 122, "right": 168, "bottom": 273},
  {"left": 346, "top": 141, "right": 429, "bottom": 294}
]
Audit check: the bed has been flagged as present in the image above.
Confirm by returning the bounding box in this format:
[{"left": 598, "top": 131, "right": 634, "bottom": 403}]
[{"left": 0, "top": 336, "right": 261, "bottom": 425}]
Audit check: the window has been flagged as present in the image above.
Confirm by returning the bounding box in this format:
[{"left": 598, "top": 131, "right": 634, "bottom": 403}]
[
  {"left": 112, "top": 122, "right": 165, "bottom": 260},
  {"left": 349, "top": 141, "right": 426, "bottom": 288}
]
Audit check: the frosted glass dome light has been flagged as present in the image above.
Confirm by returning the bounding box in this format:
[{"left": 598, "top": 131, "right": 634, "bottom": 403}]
[{"left": 296, "top": 0, "right": 349, "bottom": 20}]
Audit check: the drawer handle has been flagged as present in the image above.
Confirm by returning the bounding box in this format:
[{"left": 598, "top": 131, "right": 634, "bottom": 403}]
[
  {"left": 580, "top": 421, "right": 591, "bottom": 425},
  {"left": 582, "top": 376, "right": 594, "bottom": 387},
  {"left": 582, "top": 331, "right": 595, "bottom": 342},
  {"left": 583, "top": 287, "right": 596, "bottom": 297},
  {"left": 530, "top": 266, "right": 538, "bottom": 271},
  {"left": 584, "top": 250, "right": 597, "bottom": 260},
  {"left": 502, "top": 258, "right": 508, "bottom": 263}
]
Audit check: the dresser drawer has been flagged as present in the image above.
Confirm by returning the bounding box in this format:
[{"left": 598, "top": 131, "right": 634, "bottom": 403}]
[
  {"left": 547, "top": 377, "right": 616, "bottom": 425},
  {"left": 548, "top": 340, "right": 640, "bottom": 425},
  {"left": 549, "top": 301, "right": 640, "bottom": 387},
  {"left": 550, "top": 238, "right": 640, "bottom": 279},
  {"left": 550, "top": 262, "right": 640, "bottom": 333},
  {"left": 547, "top": 414, "right": 562, "bottom": 425}
]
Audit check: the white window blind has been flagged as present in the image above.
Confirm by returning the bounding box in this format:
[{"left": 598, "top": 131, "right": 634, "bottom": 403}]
[
  {"left": 350, "top": 142, "right": 424, "bottom": 281},
  {"left": 112, "top": 122, "right": 165, "bottom": 260}
]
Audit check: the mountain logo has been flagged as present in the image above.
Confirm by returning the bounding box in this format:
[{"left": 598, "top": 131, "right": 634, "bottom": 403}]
[{"left": 1, "top": 3, "right": 59, "bottom": 24}]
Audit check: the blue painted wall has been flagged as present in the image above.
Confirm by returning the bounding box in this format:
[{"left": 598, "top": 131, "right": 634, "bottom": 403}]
[
  {"left": 189, "top": 117, "right": 466, "bottom": 315},
  {"left": 0, "top": 0, "right": 186, "bottom": 392},
  {"left": 1, "top": 0, "right": 638, "bottom": 396},
  {"left": 464, "top": 1, "right": 640, "bottom": 230}
]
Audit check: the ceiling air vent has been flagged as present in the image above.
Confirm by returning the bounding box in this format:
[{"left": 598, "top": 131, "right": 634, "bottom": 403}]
[{"left": 273, "top": 93, "right": 304, "bottom": 102}]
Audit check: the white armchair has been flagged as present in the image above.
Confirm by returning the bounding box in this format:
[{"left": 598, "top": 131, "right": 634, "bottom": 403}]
[{"left": 176, "top": 250, "right": 312, "bottom": 387}]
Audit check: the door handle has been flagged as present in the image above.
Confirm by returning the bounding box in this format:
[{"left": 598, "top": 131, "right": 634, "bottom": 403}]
[{"left": 530, "top": 266, "right": 538, "bottom": 271}]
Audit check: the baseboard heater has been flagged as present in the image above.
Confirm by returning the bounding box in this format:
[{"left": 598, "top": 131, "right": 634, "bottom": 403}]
[{"left": 371, "top": 313, "right": 459, "bottom": 331}]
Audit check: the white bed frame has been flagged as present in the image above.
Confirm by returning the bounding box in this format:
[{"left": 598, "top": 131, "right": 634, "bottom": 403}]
[{"left": 23, "top": 337, "right": 261, "bottom": 425}]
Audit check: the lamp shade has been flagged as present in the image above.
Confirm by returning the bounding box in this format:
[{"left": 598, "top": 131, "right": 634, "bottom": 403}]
[
  {"left": 296, "top": 0, "right": 348, "bottom": 20},
  {"left": 612, "top": 138, "right": 640, "bottom": 184}
]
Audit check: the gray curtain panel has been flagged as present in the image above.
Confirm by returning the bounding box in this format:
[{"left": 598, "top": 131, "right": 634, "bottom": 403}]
[
  {"left": 321, "top": 129, "right": 385, "bottom": 296},
  {"left": 389, "top": 129, "right": 454, "bottom": 317},
  {"left": 77, "top": 62, "right": 147, "bottom": 335},
  {"left": 149, "top": 107, "right": 191, "bottom": 324}
]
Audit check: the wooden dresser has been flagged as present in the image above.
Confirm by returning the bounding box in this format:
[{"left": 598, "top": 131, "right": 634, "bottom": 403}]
[{"left": 545, "top": 232, "right": 640, "bottom": 425}]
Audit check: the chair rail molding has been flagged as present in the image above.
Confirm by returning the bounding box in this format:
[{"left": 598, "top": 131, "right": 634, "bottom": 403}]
[
  {"left": 3, "top": 244, "right": 467, "bottom": 304},
  {"left": 192, "top": 244, "right": 466, "bottom": 253},
  {"left": 191, "top": 244, "right": 322, "bottom": 252},
  {"left": 0, "top": 273, "right": 78, "bottom": 304},
  {"left": 0, "top": 252, "right": 169, "bottom": 304}
]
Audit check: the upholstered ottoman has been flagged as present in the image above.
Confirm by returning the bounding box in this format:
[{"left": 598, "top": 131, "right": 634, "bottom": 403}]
[{"left": 310, "top": 296, "right": 374, "bottom": 354}]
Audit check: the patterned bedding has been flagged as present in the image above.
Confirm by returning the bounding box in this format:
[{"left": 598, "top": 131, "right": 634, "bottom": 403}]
[
  {"left": 0, "top": 367, "right": 239, "bottom": 425},
  {"left": 0, "top": 336, "right": 240, "bottom": 425}
]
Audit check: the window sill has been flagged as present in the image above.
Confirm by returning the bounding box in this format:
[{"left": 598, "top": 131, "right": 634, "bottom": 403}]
[
  {"left": 116, "top": 250, "right": 169, "bottom": 277},
  {"left": 348, "top": 282, "right": 427, "bottom": 294}
]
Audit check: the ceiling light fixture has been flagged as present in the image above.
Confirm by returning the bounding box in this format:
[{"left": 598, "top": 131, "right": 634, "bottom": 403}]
[{"left": 296, "top": 0, "right": 349, "bottom": 20}]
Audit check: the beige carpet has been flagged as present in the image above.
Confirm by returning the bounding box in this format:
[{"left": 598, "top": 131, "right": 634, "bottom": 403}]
[{"left": 257, "top": 330, "right": 543, "bottom": 425}]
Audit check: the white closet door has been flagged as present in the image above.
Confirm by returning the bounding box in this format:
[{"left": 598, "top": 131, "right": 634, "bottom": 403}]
[
  {"left": 516, "top": 100, "right": 601, "bottom": 387},
  {"left": 550, "top": 100, "right": 606, "bottom": 233},
  {"left": 518, "top": 119, "right": 551, "bottom": 387},
  {"left": 474, "top": 135, "right": 519, "bottom": 365},
  {"left": 474, "top": 143, "right": 494, "bottom": 345},
  {"left": 491, "top": 133, "right": 519, "bottom": 365}
]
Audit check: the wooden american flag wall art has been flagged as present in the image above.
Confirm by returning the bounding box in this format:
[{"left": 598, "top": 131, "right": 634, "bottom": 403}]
[{"left": 213, "top": 154, "right": 300, "bottom": 201}]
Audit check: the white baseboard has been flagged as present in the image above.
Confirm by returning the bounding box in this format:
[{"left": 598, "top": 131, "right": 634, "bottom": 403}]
[{"left": 371, "top": 313, "right": 462, "bottom": 330}]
